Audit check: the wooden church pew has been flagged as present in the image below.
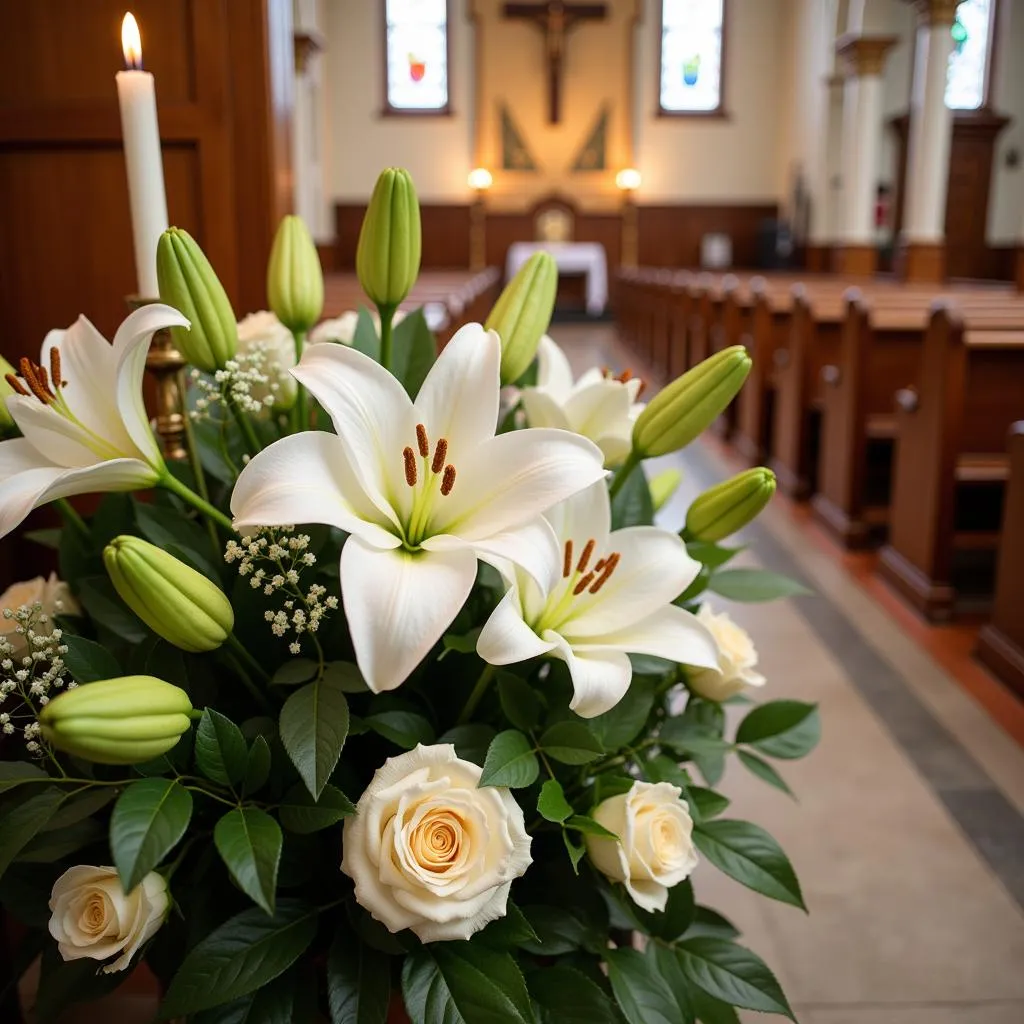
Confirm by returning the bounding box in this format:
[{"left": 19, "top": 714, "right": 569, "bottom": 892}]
[
  {"left": 878, "top": 305, "right": 1024, "bottom": 620},
  {"left": 976, "top": 422, "right": 1024, "bottom": 698}
]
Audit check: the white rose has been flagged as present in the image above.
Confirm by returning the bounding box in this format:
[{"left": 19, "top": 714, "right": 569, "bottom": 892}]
[
  {"left": 341, "top": 743, "right": 532, "bottom": 943},
  {"left": 1, "top": 573, "right": 79, "bottom": 658},
  {"left": 48, "top": 865, "right": 169, "bottom": 973},
  {"left": 686, "top": 603, "right": 767, "bottom": 702},
  {"left": 586, "top": 781, "right": 698, "bottom": 913},
  {"left": 236, "top": 310, "right": 298, "bottom": 410},
  {"left": 309, "top": 309, "right": 407, "bottom": 346}
]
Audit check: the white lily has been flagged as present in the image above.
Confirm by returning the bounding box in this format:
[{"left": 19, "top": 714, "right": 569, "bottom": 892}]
[
  {"left": 308, "top": 309, "right": 407, "bottom": 346},
  {"left": 230, "top": 324, "right": 606, "bottom": 693},
  {"left": 0, "top": 305, "right": 188, "bottom": 540},
  {"left": 476, "top": 481, "right": 719, "bottom": 717},
  {"left": 520, "top": 335, "right": 644, "bottom": 468}
]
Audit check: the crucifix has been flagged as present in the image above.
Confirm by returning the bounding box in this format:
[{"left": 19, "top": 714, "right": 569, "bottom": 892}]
[{"left": 503, "top": 0, "right": 607, "bottom": 124}]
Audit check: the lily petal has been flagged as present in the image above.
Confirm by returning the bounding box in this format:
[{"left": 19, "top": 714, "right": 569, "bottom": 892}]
[
  {"left": 113, "top": 304, "right": 189, "bottom": 468},
  {"left": 535, "top": 334, "right": 574, "bottom": 399},
  {"left": 575, "top": 604, "right": 719, "bottom": 670},
  {"left": 568, "top": 526, "right": 702, "bottom": 636},
  {"left": 341, "top": 537, "right": 477, "bottom": 692},
  {"left": 519, "top": 388, "right": 573, "bottom": 432},
  {"left": 477, "top": 585, "right": 556, "bottom": 666},
  {"left": 431, "top": 428, "right": 605, "bottom": 540},
  {"left": 545, "top": 479, "right": 611, "bottom": 554},
  {"left": 415, "top": 324, "right": 501, "bottom": 456},
  {"left": 563, "top": 378, "right": 633, "bottom": 442},
  {"left": 231, "top": 431, "right": 399, "bottom": 548},
  {"left": 292, "top": 342, "right": 417, "bottom": 522},
  {"left": 545, "top": 632, "right": 632, "bottom": 718},
  {"left": 6, "top": 396, "right": 111, "bottom": 468}
]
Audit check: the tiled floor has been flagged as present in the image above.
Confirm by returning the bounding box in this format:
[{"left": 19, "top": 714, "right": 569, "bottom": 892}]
[{"left": 553, "top": 322, "right": 1024, "bottom": 1023}]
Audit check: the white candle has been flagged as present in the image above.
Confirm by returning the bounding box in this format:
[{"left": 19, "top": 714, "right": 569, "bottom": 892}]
[{"left": 116, "top": 12, "right": 168, "bottom": 299}]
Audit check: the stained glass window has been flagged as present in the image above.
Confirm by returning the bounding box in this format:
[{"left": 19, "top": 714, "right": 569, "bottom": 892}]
[
  {"left": 945, "top": 0, "right": 993, "bottom": 110},
  {"left": 385, "top": 0, "right": 449, "bottom": 113},
  {"left": 659, "top": 0, "right": 725, "bottom": 114}
]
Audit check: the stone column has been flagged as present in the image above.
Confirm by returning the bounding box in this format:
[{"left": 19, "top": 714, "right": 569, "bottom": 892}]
[
  {"left": 897, "top": 0, "right": 959, "bottom": 282},
  {"left": 834, "top": 35, "right": 897, "bottom": 276}
]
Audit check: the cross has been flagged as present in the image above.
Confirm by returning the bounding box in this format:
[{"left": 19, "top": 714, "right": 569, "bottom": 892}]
[{"left": 503, "top": 1, "right": 607, "bottom": 124}]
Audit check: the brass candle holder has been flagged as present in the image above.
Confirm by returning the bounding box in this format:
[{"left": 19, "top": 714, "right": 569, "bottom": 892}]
[{"left": 127, "top": 295, "right": 188, "bottom": 461}]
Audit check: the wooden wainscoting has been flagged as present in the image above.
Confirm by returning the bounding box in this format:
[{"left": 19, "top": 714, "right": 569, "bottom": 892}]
[{"left": 0, "top": 0, "right": 294, "bottom": 354}]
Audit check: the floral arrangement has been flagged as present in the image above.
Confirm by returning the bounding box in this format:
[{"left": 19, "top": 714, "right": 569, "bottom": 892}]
[{"left": 0, "top": 166, "right": 815, "bottom": 1023}]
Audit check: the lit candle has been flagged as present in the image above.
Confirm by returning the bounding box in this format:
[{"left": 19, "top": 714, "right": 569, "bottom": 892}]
[{"left": 116, "top": 12, "right": 168, "bottom": 298}]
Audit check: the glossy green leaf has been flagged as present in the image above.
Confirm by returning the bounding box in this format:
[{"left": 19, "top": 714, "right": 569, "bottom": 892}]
[
  {"left": 438, "top": 723, "right": 496, "bottom": 766},
  {"left": 60, "top": 634, "right": 122, "bottom": 683},
  {"left": 242, "top": 735, "right": 273, "bottom": 796},
  {"left": 195, "top": 709, "right": 248, "bottom": 787},
  {"left": 611, "top": 463, "right": 655, "bottom": 530},
  {"left": 498, "top": 673, "right": 543, "bottom": 732},
  {"left": 479, "top": 730, "right": 539, "bottom": 788},
  {"left": 588, "top": 675, "right": 655, "bottom": 749},
  {"left": 707, "top": 568, "right": 810, "bottom": 602},
  {"left": 213, "top": 807, "right": 283, "bottom": 915},
  {"left": 0, "top": 788, "right": 64, "bottom": 879},
  {"left": 529, "top": 965, "right": 621, "bottom": 1024},
  {"left": 0, "top": 761, "right": 48, "bottom": 793},
  {"left": 737, "top": 751, "right": 794, "bottom": 797},
  {"left": 605, "top": 946, "right": 681, "bottom": 1024},
  {"left": 676, "top": 938, "right": 794, "bottom": 1019},
  {"left": 280, "top": 675, "right": 350, "bottom": 799},
  {"left": 539, "top": 722, "right": 604, "bottom": 765},
  {"left": 739, "top": 701, "right": 821, "bottom": 760},
  {"left": 390, "top": 308, "right": 438, "bottom": 398},
  {"left": 110, "top": 778, "right": 192, "bottom": 891},
  {"left": 365, "top": 710, "right": 434, "bottom": 749},
  {"left": 279, "top": 782, "right": 356, "bottom": 834},
  {"left": 537, "top": 779, "right": 573, "bottom": 823},
  {"left": 327, "top": 920, "right": 391, "bottom": 1024},
  {"left": 272, "top": 659, "right": 318, "bottom": 686}
]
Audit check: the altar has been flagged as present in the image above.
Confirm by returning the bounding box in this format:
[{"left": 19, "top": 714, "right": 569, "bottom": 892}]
[{"left": 505, "top": 241, "right": 608, "bottom": 316}]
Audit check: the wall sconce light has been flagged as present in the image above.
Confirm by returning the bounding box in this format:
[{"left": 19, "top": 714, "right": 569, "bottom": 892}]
[
  {"left": 615, "top": 167, "right": 642, "bottom": 193},
  {"left": 468, "top": 167, "right": 494, "bottom": 192},
  {"left": 467, "top": 169, "right": 492, "bottom": 270},
  {"left": 616, "top": 169, "right": 641, "bottom": 268}
]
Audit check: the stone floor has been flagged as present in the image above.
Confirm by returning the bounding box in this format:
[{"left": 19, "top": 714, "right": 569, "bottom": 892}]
[{"left": 554, "top": 322, "right": 1024, "bottom": 1024}]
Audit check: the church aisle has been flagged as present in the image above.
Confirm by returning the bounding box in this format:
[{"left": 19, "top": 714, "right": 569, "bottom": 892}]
[{"left": 551, "top": 323, "right": 1024, "bottom": 1024}]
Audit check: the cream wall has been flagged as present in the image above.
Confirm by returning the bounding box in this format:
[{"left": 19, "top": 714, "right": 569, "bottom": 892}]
[
  {"left": 322, "top": 0, "right": 475, "bottom": 202},
  {"left": 632, "top": 0, "right": 794, "bottom": 202}
]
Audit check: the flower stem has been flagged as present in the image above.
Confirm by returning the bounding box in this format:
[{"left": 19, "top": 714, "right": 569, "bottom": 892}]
[
  {"left": 226, "top": 632, "right": 272, "bottom": 687},
  {"left": 608, "top": 449, "right": 642, "bottom": 501},
  {"left": 159, "top": 471, "right": 234, "bottom": 533},
  {"left": 458, "top": 663, "right": 496, "bottom": 725},
  {"left": 379, "top": 304, "right": 397, "bottom": 372},
  {"left": 221, "top": 643, "right": 275, "bottom": 714},
  {"left": 291, "top": 329, "right": 308, "bottom": 433},
  {"left": 227, "top": 394, "right": 262, "bottom": 458},
  {"left": 55, "top": 499, "right": 90, "bottom": 542},
  {"left": 181, "top": 405, "right": 220, "bottom": 560}
]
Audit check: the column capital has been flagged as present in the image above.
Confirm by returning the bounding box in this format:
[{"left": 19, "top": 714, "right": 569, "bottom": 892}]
[
  {"left": 906, "top": 0, "right": 960, "bottom": 27},
  {"left": 835, "top": 34, "right": 899, "bottom": 77}
]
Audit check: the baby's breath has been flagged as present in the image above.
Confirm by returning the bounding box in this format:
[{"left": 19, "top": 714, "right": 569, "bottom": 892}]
[{"left": 189, "top": 344, "right": 284, "bottom": 422}]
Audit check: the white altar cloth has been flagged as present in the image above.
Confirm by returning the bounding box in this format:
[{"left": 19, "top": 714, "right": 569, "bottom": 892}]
[{"left": 505, "top": 241, "right": 608, "bottom": 316}]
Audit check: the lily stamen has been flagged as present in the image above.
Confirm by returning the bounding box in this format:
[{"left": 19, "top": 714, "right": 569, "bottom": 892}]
[
  {"left": 19, "top": 357, "right": 55, "bottom": 404},
  {"left": 573, "top": 571, "right": 596, "bottom": 595},
  {"left": 403, "top": 447, "right": 418, "bottom": 487},
  {"left": 431, "top": 438, "right": 448, "bottom": 475},
  {"left": 562, "top": 540, "right": 574, "bottom": 578},
  {"left": 589, "top": 552, "right": 621, "bottom": 593},
  {"left": 50, "top": 347, "right": 63, "bottom": 389},
  {"left": 441, "top": 465, "right": 456, "bottom": 496},
  {"left": 5, "top": 373, "right": 28, "bottom": 397},
  {"left": 576, "top": 538, "right": 596, "bottom": 574},
  {"left": 416, "top": 423, "right": 429, "bottom": 459}
]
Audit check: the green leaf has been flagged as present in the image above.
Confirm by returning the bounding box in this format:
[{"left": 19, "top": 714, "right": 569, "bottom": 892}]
[
  {"left": 214, "top": 807, "right": 283, "bottom": 915},
  {"left": 24, "top": 527, "right": 62, "bottom": 550},
  {"left": 441, "top": 629, "right": 481, "bottom": 657},
  {"left": 0, "top": 788, "right": 64, "bottom": 878},
  {"left": 323, "top": 661, "right": 371, "bottom": 693},
  {"left": 439, "top": 723, "right": 497, "bottom": 765},
  {"left": 60, "top": 634, "right": 122, "bottom": 683},
  {"left": 737, "top": 750, "right": 794, "bottom": 796},
  {"left": 195, "top": 709, "right": 249, "bottom": 787},
  {"left": 657, "top": 721, "right": 729, "bottom": 786},
  {"left": 521, "top": 904, "right": 596, "bottom": 956},
  {"left": 243, "top": 735, "right": 273, "bottom": 796},
  {"left": 685, "top": 541, "right": 744, "bottom": 570},
  {"left": 351, "top": 306, "right": 381, "bottom": 359},
  {"left": 529, "top": 965, "right": 622, "bottom": 1024},
  {"left": 537, "top": 778, "right": 573, "bottom": 823},
  {"left": 391, "top": 308, "right": 438, "bottom": 398},
  {"left": 193, "top": 970, "right": 309, "bottom": 1024},
  {"left": 159, "top": 900, "right": 319, "bottom": 1018},
  {"left": 676, "top": 938, "right": 794, "bottom": 1019},
  {"left": 279, "top": 782, "right": 356, "bottom": 834},
  {"left": 605, "top": 946, "right": 681, "bottom": 1024},
  {"left": 623, "top": 878, "right": 695, "bottom": 942},
  {"left": 134, "top": 499, "right": 221, "bottom": 578},
  {"left": 272, "top": 659, "right": 318, "bottom": 686},
  {"left": 707, "top": 568, "right": 810, "bottom": 602},
  {"left": 594, "top": 773, "right": 637, "bottom": 803},
  {"left": 566, "top": 814, "right": 616, "bottom": 838},
  {"left": 40, "top": 787, "right": 116, "bottom": 832},
  {"left": 280, "top": 675, "right": 350, "bottom": 799},
  {"left": 327, "top": 919, "right": 391, "bottom": 1024},
  {"left": 498, "top": 672, "right": 543, "bottom": 732},
  {"left": 693, "top": 820, "right": 805, "bottom": 909},
  {"left": 738, "top": 701, "right": 821, "bottom": 760},
  {"left": 365, "top": 710, "right": 435, "bottom": 749},
  {"left": 611, "top": 463, "right": 655, "bottom": 530},
  {"left": 77, "top": 576, "right": 149, "bottom": 642},
  {"left": 691, "top": 992, "right": 740, "bottom": 1024},
  {"left": 479, "top": 730, "right": 539, "bottom": 788},
  {"left": 563, "top": 829, "right": 587, "bottom": 873},
  {"left": 110, "top": 778, "right": 192, "bottom": 891},
  {"left": 589, "top": 675, "right": 655, "bottom": 749},
  {"left": 19, "top": 818, "right": 104, "bottom": 863},
  {"left": 686, "top": 786, "right": 730, "bottom": 821},
  {"left": 646, "top": 941, "right": 697, "bottom": 1024},
  {"left": 0, "top": 761, "right": 47, "bottom": 793},
  {"left": 684, "top": 906, "right": 740, "bottom": 942},
  {"left": 478, "top": 901, "right": 538, "bottom": 950},
  {"left": 539, "top": 722, "right": 604, "bottom": 765},
  {"left": 403, "top": 942, "right": 535, "bottom": 1024}
]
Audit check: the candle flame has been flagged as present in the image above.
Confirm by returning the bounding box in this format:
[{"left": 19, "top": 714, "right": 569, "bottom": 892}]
[{"left": 121, "top": 12, "right": 143, "bottom": 70}]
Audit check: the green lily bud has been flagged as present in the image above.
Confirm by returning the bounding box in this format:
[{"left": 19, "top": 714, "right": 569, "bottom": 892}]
[
  {"left": 686, "top": 467, "right": 776, "bottom": 542},
  {"left": 156, "top": 227, "right": 237, "bottom": 372},
  {"left": 0, "top": 354, "right": 16, "bottom": 432},
  {"left": 104, "top": 536, "right": 234, "bottom": 653},
  {"left": 633, "top": 346, "right": 752, "bottom": 458},
  {"left": 485, "top": 251, "right": 558, "bottom": 385},
  {"left": 267, "top": 215, "right": 324, "bottom": 334},
  {"left": 356, "top": 168, "right": 422, "bottom": 309},
  {"left": 649, "top": 468, "right": 683, "bottom": 513},
  {"left": 40, "top": 676, "right": 193, "bottom": 765}
]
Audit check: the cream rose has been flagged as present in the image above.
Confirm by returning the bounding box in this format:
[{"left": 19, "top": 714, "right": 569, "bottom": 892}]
[
  {"left": 309, "top": 309, "right": 406, "bottom": 346},
  {"left": 686, "top": 603, "right": 767, "bottom": 702},
  {"left": 341, "top": 743, "right": 532, "bottom": 943},
  {"left": 48, "top": 866, "right": 169, "bottom": 973},
  {"left": 1, "top": 573, "right": 78, "bottom": 658},
  {"left": 236, "top": 310, "right": 298, "bottom": 409},
  {"left": 586, "top": 781, "right": 698, "bottom": 912}
]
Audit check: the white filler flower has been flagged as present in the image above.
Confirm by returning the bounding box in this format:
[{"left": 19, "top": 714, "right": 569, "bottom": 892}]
[
  {"left": 342, "top": 743, "right": 532, "bottom": 942},
  {"left": 0, "top": 305, "right": 187, "bottom": 539},
  {"left": 477, "top": 480, "right": 718, "bottom": 717},
  {"left": 520, "top": 335, "right": 644, "bottom": 468},
  {"left": 231, "top": 324, "right": 605, "bottom": 693}
]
